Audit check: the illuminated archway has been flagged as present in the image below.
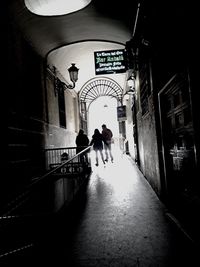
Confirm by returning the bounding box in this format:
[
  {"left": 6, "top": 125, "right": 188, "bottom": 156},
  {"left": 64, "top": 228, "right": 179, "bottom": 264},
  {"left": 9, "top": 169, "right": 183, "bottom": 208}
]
[
  {"left": 79, "top": 77, "right": 123, "bottom": 109},
  {"left": 79, "top": 77, "right": 123, "bottom": 141}
]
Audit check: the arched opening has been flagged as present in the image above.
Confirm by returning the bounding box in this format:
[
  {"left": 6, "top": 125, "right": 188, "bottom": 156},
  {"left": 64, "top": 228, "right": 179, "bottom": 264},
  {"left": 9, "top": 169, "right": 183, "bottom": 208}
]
[
  {"left": 88, "top": 96, "right": 119, "bottom": 141},
  {"left": 79, "top": 77, "right": 124, "bottom": 150}
]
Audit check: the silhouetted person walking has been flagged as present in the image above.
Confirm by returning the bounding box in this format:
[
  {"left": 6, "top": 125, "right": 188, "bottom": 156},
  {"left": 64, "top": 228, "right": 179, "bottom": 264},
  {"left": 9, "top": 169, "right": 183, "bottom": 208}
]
[
  {"left": 76, "top": 129, "right": 89, "bottom": 163},
  {"left": 90, "top": 129, "right": 105, "bottom": 166},
  {"left": 102, "top": 124, "right": 114, "bottom": 162}
]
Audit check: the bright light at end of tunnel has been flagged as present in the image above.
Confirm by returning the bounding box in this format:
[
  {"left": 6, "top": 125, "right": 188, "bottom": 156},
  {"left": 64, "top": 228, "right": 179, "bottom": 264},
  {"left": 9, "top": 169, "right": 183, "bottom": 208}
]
[
  {"left": 25, "top": 0, "right": 92, "bottom": 16},
  {"left": 88, "top": 97, "right": 119, "bottom": 139}
]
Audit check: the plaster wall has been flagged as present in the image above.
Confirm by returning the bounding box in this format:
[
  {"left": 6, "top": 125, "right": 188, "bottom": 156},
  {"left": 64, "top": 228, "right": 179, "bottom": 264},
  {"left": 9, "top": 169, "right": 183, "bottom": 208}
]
[
  {"left": 125, "top": 98, "right": 135, "bottom": 159},
  {"left": 137, "top": 96, "right": 161, "bottom": 195},
  {"left": 45, "top": 77, "right": 79, "bottom": 149}
]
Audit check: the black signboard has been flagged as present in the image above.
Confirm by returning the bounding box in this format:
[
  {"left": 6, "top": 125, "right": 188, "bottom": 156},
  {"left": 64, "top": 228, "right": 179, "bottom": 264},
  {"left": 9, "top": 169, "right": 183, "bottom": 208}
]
[
  {"left": 117, "top": 105, "right": 127, "bottom": 121},
  {"left": 94, "top": 49, "right": 126, "bottom": 75}
]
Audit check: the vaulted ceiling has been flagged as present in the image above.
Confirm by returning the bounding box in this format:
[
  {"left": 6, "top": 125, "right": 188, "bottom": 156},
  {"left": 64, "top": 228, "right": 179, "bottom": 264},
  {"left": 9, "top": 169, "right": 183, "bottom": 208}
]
[
  {"left": 8, "top": 1, "right": 196, "bottom": 94},
  {"left": 9, "top": 0, "right": 139, "bottom": 92}
]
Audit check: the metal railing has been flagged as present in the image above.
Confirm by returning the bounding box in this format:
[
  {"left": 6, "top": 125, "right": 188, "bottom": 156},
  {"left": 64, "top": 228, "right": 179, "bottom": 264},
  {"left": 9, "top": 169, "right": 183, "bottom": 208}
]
[
  {"left": 0, "top": 146, "right": 92, "bottom": 261},
  {"left": 44, "top": 146, "right": 90, "bottom": 171},
  {"left": 2, "top": 146, "right": 92, "bottom": 216}
]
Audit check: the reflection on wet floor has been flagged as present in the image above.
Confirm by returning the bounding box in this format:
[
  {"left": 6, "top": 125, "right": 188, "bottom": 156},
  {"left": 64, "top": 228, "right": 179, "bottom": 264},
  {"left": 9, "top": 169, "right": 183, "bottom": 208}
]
[{"left": 36, "top": 148, "right": 199, "bottom": 266}]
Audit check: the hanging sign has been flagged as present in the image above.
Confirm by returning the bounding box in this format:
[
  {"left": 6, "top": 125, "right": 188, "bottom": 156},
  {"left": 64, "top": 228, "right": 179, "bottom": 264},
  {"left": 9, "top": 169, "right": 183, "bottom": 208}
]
[
  {"left": 94, "top": 49, "right": 126, "bottom": 75},
  {"left": 117, "top": 105, "right": 127, "bottom": 121}
]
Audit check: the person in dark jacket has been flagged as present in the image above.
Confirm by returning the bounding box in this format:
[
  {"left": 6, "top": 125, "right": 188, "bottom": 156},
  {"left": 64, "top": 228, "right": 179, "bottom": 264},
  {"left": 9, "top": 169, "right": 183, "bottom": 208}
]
[
  {"left": 90, "top": 129, "right": 105, "bottom": 166},
  {"left": 76, "top": 129, "right": 89, "bottom": 163},
  {"left": 101, "top": 124, "right": 114, "bottom": 162}
]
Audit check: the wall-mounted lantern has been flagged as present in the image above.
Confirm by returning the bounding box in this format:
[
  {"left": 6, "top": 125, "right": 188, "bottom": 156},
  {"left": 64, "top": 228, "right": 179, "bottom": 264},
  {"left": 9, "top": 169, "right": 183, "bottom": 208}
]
[
  {"left": 51, "top": 63, "right": 79, "bottom": 95},
  {"left": 67, "top": 63, "right": 79, "bottom": 89},
  {"left": 126, "top": 74, "right": 135, "bottom": 95}
]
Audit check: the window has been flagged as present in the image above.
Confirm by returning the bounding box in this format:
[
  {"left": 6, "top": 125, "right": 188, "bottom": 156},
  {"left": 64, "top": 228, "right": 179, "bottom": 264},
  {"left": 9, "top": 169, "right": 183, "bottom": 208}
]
[
  {"left": 58, "top": 86, "right": 66, "bottom": 128},
  {"left": 73, "top": 97, "right": 78, "bottom": 132},
  {"left": 139, "top": 61, "right": 151, "bottom": 115}
]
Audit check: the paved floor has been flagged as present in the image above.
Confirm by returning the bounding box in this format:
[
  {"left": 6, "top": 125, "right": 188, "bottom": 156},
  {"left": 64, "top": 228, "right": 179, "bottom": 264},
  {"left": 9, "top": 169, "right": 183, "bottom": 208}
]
[{"left": 10, "top": 148, "right": 199, "bottom": 266}]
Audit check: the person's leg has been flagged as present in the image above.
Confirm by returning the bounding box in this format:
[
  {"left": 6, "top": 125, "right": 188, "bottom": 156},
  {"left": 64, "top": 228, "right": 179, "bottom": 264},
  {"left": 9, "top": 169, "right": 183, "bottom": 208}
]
[
  {"left": 108, "top": 143, "right": 114, "bottom": 162},
  {"left": 99, "top": 149, "right": 105, "bottom": 164},
  {"left": 80, "top": 153, "right": 84, "bottom": 163},
  {"left": 104, "top": 144, "right": 109, "bottom": 161},
  {"left": 95, "top": 150, "right": 99, "bottom": 166},
  {"left": 84, "top": 152, "right": 89, "bottom": 164}
]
